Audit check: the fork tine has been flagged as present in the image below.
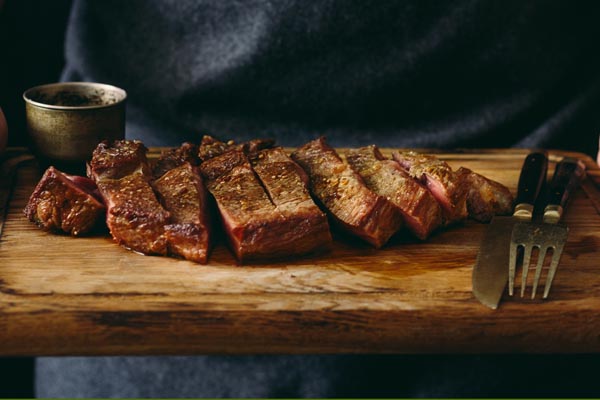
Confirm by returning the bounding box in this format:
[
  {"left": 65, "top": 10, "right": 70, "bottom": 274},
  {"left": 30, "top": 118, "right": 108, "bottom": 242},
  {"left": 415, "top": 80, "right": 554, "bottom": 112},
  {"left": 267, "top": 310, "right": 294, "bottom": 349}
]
[
  {"left": 506, "top": 158, "right": 583, "bottom": 303},
  {"left": 543, "top": 242, "right": 566, "bottom": 299},
  {"left": 531, "top": 245, "right": 548, "bottom": 299},
  {"left": 508, "top": 241, "right": 519, "bottom": 296},
  {"left": 520, "top": 245, "right": 534, "bottom": 298}
]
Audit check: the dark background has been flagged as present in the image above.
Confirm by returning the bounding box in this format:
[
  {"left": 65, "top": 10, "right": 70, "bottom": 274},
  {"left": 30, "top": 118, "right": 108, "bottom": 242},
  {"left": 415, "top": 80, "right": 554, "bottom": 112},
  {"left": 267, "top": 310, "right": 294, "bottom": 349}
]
[
  {"left": 0, "top": 0, "right": 71, "bottom": 397},
  {"left": 5, "top": 354, "right": 600, "bottom": 397},
  {"left": 0, "top": 0, "right": 72, "bottom": 147}
]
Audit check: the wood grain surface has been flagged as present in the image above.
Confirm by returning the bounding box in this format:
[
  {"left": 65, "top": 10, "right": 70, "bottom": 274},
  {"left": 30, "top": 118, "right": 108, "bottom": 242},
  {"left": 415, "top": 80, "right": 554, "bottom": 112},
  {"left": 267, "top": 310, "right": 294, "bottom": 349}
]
[{"left": 1, "top": 147, "right": 600, "bottom": 356}]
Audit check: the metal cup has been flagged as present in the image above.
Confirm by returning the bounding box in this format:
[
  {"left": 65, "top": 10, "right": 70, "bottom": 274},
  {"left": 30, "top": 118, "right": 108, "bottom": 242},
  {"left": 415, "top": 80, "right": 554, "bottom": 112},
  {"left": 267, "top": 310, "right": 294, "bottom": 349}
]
[{"left": 23, "top": 82, "right": 126, "bottom": 172}]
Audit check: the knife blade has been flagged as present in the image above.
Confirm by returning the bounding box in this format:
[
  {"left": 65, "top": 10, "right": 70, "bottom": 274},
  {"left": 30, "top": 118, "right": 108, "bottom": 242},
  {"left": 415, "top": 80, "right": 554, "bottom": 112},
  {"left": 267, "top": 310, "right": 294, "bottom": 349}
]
[{"left": 472, "top": 151, "right": 548, "bottom": 309}]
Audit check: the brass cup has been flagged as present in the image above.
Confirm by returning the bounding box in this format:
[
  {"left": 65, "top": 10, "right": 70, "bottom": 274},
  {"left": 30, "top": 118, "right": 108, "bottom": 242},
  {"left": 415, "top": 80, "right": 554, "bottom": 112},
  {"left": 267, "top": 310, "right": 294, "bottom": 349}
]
[{"left": 23, "top": 82, "right": 126, "bottom": 172}]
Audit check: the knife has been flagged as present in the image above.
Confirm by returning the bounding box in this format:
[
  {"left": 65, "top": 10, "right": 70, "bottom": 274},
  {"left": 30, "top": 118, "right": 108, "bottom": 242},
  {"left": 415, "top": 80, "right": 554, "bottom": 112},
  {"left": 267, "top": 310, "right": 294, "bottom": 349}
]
[{"left": 472, "top": 151, "right": 548, "bottom": 309}]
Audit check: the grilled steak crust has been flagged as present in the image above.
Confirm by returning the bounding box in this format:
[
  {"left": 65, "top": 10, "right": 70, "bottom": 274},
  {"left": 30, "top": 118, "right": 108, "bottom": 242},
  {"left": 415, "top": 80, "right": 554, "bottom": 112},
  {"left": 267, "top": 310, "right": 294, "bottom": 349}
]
[
  {"left": 251, "top": 147, "right": 332, "bottom": 252},
  {"left": 153, "top": 162, "right": 211, "bottom": 263},
  {"left": 245, "top": 138, "right": 276, "bottom": 154},
  {"left": 392, "top": 151, "right": 468, "bottom": 224},
  {"left": 291, "top": 138, "right": 403, "bottom": 248},
  {"left": 455, "top": 167, "right": 514, "bottom": 222},
  {"left": 200, "top": 148, "right": 248, "bottom": 181},
  {"left": 152, "top": 142, "right": 199, "bottom": 179},
  {"left": 24, "top": 167, "right": 105, "bottom": 236},
  {"left": 88, "top": 140, "right": 151, "bottom": 180},
  {"left": 200, "top": 148, "right": 328, "bottom": 261},
  {"left": 250, "top": 147, "right": 311, "bottom": 201},
  {"left": 198, "top": 135, "right": 234, "bottom": 162},
  {"left": 198, "top": 135, "right": 275, "bottom": 162},
  {"left": 163, "top": 223, "right": 209, "bottom": 263},
  {"left": 89, "top": 140, "right": 170, "bottom": 255},
  {"left": 346, "top": 146, "right": 442, "bottom": 240}
]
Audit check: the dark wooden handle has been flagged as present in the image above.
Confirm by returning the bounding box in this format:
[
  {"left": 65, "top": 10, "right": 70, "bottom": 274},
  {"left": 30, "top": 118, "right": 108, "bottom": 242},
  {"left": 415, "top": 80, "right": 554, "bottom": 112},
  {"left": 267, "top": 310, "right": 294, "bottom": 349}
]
[
  {"left": 514, "top": 151, "right": 548, "bottom": 207},
  {"left": 547, "top": 158, "right": 586, "bottom": 208}
]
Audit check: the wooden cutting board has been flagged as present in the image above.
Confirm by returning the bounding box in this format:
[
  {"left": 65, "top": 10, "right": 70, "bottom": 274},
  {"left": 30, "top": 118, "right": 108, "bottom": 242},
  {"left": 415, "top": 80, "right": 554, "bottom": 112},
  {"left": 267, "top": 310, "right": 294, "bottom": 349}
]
[{"left": 1, "top": 147, "right": 600, "bottom": 356}]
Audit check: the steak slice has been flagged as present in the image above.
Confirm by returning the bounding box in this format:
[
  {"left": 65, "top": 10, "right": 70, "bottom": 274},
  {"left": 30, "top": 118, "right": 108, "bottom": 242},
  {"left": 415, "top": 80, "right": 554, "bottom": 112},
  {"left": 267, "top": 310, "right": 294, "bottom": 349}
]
[
  {"left": 455, "top": 167, "right": 514, "bottom": 222},
  {"left": 152, "top": 162, "right": 211, "bottom": 263},
  {"left": 200, "top": 148, "right": 328, "bottom": 261},
  {"left": 88, "top": 140, "right": 151, "bottom": 180},
  {"left": 346, "top": 145, "right": 442, "bottom": 240},
  {"left": 198, "top": 135, "right": 275, "bottom": 162},
  {"left": 198, "top": 135, "right": 235, "bottom": 162},
  {"left": 251, "top": 147, "right": 332, "bottom": 252},
  {"left": 152, "top": 142, "right": 199, "bottom": 179},
  {"left": 24, "top": 166, "right": 105, "bottom": 236},
  {"left": 392, "top": 151, "right": 468, "bottom": 224},
  {"left": 89, "top": 140, "right": 170, "bottom": 255},
  {"left": 291, "top": 137, "right": 403, "bottom": 248}
]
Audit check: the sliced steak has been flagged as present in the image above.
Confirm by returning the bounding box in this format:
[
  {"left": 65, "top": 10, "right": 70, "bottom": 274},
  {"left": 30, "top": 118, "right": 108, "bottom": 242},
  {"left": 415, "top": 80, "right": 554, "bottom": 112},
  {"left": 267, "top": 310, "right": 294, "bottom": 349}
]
[
  {"left": 346, "top": 145, "right": 442, "bottom": 240},
  {"left": 392, "top": 151, "right": 468, "bottom": 224},
  {"left": 152, "top": 162, "right": 211, "bottom": 263},
  {"left": 89, "top": 140, "right": 170, "bottom": 255},
  {"left": 200, "top": 148, "right": 328, "bottom": 261},
  {"left": 152, "top": 142, "right": 199, "bottom": 179},
  {"left": 251, "top": 147, "right": 332, "bottom": 252},
  {"left": 24, "top": 166, "right": 105, "bottom": 236},
  {"left": 455, "top": 167, "right": 514, "bottom": 222},
  {"left": 291, "top": 137, "right": 403, "bottom": 248}
]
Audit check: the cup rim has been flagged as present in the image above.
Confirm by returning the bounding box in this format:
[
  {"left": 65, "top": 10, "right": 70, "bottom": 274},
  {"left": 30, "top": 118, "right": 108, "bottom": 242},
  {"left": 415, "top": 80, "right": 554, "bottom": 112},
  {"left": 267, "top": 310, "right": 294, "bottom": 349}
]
[{"left": 23, "top": 81, "right": 127, "bottom": 111}]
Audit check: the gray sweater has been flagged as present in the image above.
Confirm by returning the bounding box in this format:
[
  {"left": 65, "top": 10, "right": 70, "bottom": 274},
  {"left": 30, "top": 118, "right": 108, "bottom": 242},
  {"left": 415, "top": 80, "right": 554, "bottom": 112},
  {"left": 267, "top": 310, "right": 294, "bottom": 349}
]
[{"left": 61, "top": 0, "right": 600, "bottom": 152}]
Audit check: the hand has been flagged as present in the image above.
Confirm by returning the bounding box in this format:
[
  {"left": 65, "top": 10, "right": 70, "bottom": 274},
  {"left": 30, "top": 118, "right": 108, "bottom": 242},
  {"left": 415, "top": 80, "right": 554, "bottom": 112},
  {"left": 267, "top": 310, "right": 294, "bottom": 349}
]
[{"left": 0, "top": 107, "right": 7, "bottom": 155}]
